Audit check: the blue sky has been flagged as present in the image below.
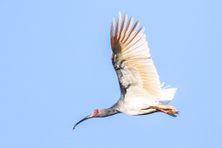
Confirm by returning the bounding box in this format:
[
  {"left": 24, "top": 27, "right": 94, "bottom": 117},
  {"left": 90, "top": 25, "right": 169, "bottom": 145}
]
[{"left": 0, "top": 0, "right": 221, "bottom": 148}]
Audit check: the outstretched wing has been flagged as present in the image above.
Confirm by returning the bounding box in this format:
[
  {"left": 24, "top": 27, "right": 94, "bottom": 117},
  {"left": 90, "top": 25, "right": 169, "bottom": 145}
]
[{"left": 110, "top": 13, "right": 161, "bottom": 98}]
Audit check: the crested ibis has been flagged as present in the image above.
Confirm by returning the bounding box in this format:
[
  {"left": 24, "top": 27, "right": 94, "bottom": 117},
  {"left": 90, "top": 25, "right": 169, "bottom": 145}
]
[{"left": 73, "top": 13, "right": 178, "bottom": 130}]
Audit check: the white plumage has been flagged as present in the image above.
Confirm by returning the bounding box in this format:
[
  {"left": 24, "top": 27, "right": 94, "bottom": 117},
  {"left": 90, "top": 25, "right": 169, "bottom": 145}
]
[
  {"left": 73, "top": 13, "right": 178, "bottom": 130},
  {"left": 110, "top": 13, "right": 177, "bottom": 115}
]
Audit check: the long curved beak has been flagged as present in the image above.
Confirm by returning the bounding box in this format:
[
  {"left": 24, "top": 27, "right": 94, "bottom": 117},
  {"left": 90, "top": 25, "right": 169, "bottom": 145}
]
[{"left": 73, "top": 115, "right": 91, "bottom": 130}]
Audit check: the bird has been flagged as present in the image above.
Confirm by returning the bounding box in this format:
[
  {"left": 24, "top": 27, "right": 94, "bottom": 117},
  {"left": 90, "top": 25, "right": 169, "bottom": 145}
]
[{"left": 73, "top": 13, "right": 178, "bottom": 130}]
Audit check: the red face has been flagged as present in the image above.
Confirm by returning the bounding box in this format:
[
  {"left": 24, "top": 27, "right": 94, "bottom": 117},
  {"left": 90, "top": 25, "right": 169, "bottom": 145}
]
[
  {"left": 89, "top": 109, "right": 99, "bottom": 117},
  {"left": 73, "top": 109, "right": 100, "bottom": 130}
]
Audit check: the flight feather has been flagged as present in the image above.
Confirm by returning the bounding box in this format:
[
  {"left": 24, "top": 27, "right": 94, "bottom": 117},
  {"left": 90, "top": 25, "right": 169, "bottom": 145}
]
[{"left": 110, "top": 13, "right": 161, "bottom": 98}]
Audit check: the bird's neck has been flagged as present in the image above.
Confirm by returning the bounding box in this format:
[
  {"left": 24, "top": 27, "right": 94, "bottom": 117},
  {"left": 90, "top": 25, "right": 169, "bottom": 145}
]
[{"left": 99, "top": 108, "right": 119, "bottom": 117}]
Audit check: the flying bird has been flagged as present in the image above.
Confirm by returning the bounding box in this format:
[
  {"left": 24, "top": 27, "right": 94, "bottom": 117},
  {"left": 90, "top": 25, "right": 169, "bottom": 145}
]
[{"left": 73, "top": 13, "right": 178, "bottom": 130}]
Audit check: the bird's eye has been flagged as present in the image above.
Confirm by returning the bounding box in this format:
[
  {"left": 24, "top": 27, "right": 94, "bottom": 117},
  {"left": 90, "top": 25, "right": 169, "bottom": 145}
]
[
  {"left": 91, "top": 109, "right": 99, "bottom": 116},
  {"left": 94, "top": 109, "right": 99, "bottom": 114}
]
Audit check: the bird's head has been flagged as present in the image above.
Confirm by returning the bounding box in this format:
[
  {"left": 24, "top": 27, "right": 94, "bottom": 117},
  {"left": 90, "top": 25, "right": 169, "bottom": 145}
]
[
  {"left": 90, "top": 108, "right": 100, "bottom": 117},
  {"left": 73, "top": 108, "right": 119, "bottom": 130},
  {"left": 73, "top": 109, "right": 101, "bottom": 130}
]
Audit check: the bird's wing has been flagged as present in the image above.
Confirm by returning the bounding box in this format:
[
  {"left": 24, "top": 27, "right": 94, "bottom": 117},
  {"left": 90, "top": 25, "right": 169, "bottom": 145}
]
[{"left": 110, "top": 13, "right": 161, "bottom": 98}]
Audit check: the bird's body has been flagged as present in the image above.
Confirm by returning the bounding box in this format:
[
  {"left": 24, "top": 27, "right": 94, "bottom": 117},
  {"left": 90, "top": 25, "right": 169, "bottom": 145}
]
[
  {"left": 73, "top": 13, "right": 178, "bottom": 130},
  {"left": 113, "top": 86, "right": 177, "bottom": 115},
  {"left": 114, "top": 87, "right": 158, "bottom": 115}
]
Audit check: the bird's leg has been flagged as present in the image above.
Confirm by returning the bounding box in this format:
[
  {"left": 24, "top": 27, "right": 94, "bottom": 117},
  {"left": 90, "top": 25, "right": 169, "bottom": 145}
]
[
  {"left": 142, "top": 105, "right": 178, "bottom": 116},
  {"left": 141, "top": 106, "right": 152, "bottom": 110},
  {"left": 141, "top": 106, "right": 161, "bottom": 112}
]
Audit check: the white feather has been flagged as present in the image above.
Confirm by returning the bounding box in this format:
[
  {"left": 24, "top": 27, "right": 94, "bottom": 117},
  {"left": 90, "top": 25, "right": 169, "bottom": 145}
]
[{"left": 159, "top": 88, "right": 177, "bottom": 104}]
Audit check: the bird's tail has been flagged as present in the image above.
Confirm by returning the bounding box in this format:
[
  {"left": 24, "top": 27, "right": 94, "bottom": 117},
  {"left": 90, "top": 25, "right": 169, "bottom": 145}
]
[{"left": 159, "top": 87, "right": 177, "bottom": 104}]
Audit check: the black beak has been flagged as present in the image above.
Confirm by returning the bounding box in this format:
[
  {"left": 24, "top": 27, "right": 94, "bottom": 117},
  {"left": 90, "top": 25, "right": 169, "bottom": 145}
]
[{"left": 73, "top": 115, "right": 91, "bottom": 130}]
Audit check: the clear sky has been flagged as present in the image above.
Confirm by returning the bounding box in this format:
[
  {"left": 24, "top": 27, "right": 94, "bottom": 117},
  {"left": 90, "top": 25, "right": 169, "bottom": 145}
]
[{"left": 0, "top": 0, "right": 221, "bottom": 148}]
